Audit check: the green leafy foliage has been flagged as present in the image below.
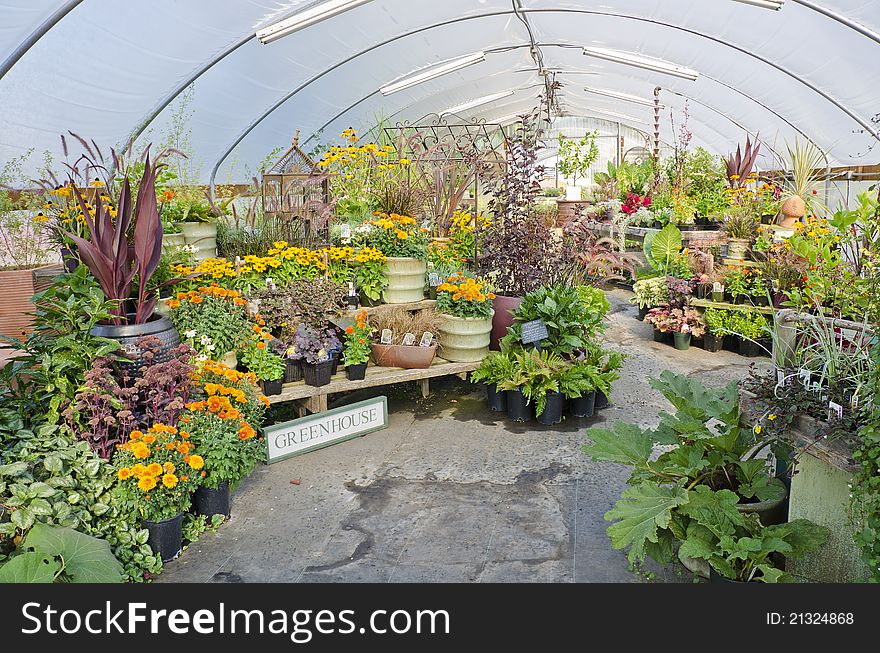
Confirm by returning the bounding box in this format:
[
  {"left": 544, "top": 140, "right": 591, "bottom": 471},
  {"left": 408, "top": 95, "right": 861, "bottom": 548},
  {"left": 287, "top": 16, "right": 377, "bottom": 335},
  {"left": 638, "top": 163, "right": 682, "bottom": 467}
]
[
  {"left": 643, "top": 224, "right": 682, "bottom": 275},
  {"left": 604, "top": 481, "right": 689, "bottom": 563},
  {"left": 0, "top": 523, "right": 124, "bottom": 583},
  {"left": 470, "top": 351, "right": 517, "bottom": 386}
]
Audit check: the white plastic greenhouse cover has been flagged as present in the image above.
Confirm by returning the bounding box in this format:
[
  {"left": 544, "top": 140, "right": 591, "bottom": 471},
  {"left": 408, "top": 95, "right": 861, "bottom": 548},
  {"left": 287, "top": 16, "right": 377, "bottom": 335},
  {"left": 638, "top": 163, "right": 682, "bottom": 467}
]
[{"left": 1, "top": 0, "right": 879, "bottom": 184}]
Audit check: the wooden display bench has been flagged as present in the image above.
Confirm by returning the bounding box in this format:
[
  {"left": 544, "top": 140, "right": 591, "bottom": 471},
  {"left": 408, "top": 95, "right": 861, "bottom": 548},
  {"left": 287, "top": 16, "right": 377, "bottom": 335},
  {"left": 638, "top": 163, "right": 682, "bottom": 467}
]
[
  {"left": 689, "top": 298, "right": 776, "bottom": 315},
  {"left": 269, "top": 357, "right": 480, "bottom": 416}
]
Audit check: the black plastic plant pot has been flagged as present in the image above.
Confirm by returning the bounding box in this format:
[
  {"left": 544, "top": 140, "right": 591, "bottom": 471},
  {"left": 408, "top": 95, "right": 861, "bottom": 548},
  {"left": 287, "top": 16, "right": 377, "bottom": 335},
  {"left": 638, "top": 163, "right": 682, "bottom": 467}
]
[
  {"left": 536, "top": 392, "right": 565, "bottom": 426},
  {"left": 506, "top": 388, "right": 530, "bottom": 422},
  {"left": 142, "top": 513, "right": 184, "bottom": 563},
  {"left": 594, "top": 389, "right": 610, "bottom": 410},
  {"left": 284, "top": 358, "right": 303, "bottom": 383},
  {"left": 346, "top": 362, "right": 368, "bottom": 381},
  {"left": 331, "top": 355, "right": 340, "bottom": 376},
  {"left": 739, "top": 339, "right": 763, "bottom": 358},
  {"left": 695, "top": 284, "right": 707, "bottom": 300},
  {"left": 194, "top": 482, "right": 230, "bottom": 519},
  {"left": 261, "top": 378, "right": 283, "bottom": 396},
  {"left": 637, "top": 305, "right": 649, "bottom": 321},
  {"left": 723, "top": 335, "right": 740, "bottom": 352},
  {"left": 653, "top": 329, "right": 672, "bottom": 344},
  {"left": 428, "top": 287, "right": 438, "bottom": 300},
  {"left": 703, "top": 333, "right": 725, "bottom": 352},
  {"left": 757, "top": 338, "right": 772, "bottom": 356},
  {"left": 570, "top": 391, "right": 596, "bottom": 418},
  {"left": 487, "top": 383, "right": 507, "bottom": 412},
  {"left": 303, "top": 360, "right": 333, "bottom": 387},
  {"left": 711, "top": 291, "right": 725, "bottom": 303},
  {"left": 346, "top": 294, "right": 359, "bottom": 309}
]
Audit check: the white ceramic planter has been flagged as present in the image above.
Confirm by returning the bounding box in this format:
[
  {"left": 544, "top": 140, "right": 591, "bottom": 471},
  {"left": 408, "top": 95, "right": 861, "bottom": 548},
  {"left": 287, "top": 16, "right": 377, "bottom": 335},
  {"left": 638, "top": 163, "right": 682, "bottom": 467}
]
[
  {"left": 382, "top": 257, "right": 427, "bottom": 304},
  {"left": 565, "top": 185, "right": 580, "bottom": 201},
  {"left": 437, "top": 310, "right": 494, "bottom": 362},
  {"left": 176, "top": 221, "right": 217, "bottom": 261},
  {"left": 162, "top": 231, "right": 186, "bottom": 251},
  {"left": 726, "top": 237, "right": 750, "bottom": 260}
]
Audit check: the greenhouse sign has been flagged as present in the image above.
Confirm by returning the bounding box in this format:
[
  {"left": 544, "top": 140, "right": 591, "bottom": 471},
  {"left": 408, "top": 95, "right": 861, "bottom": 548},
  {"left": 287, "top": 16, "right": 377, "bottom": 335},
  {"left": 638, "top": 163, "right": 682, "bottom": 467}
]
[{"left": 265, "top": 396, "right": 388, "bottom": 462}]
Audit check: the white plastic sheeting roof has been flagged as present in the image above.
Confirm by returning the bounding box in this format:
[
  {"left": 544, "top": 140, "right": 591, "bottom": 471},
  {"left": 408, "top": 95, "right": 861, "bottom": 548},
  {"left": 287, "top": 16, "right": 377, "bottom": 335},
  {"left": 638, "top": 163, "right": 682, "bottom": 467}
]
[{"left": 1, "top": 0, "right": 878, "bottom": 184}]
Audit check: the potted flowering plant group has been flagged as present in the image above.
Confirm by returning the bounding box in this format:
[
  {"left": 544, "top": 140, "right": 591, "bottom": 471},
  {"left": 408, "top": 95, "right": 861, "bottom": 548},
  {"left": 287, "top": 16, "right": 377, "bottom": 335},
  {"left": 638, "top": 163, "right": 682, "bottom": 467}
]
[
  {"left": 357, "top": 212, "right": 429, "bottom": 303},
  {"left": 352, "top": 246, "right": 388, "bottom": 305},
  {"left": 114, "top": 423, "right": 204, "bottom": 561},
  {"left": 342, "top": 310, "right": 373, "bottom": 380},
  {"left": 435, "top": 274, "right": 496, "bottom": 362},
  {"left": 168, "top": 285, "right": 251, "bottom": 364},
  {"left": 291, "top": 324, "right": 342, "bottom": 387},
  {"left": 238, "top": 325, "right": 285, "bottom": 395},
  {"left": 182, "top": 388, "right": 264, "bottom": 518}
]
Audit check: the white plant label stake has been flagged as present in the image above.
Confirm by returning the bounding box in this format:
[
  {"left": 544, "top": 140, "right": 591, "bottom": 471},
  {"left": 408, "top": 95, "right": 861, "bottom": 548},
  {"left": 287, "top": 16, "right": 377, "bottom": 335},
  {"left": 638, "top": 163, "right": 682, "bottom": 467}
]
[
  {"left": 828, "top": 401, "right": 843, "bottom": 420},
  {"left": 419, "top": 332, "right": 434, "bottom": 347},
  {"left": 402, "top": 332, "right": 416, "bottom": 346},
  {"left": 380, "top": 329, "right": 393, "bottom": 345}
]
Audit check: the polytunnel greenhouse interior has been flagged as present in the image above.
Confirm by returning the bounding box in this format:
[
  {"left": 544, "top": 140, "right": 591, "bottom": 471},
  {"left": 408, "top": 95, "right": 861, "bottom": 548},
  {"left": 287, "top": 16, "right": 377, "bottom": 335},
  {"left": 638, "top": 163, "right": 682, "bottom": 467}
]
[{"left": 1, "top": 0, "right": 880, "bottom": 602}]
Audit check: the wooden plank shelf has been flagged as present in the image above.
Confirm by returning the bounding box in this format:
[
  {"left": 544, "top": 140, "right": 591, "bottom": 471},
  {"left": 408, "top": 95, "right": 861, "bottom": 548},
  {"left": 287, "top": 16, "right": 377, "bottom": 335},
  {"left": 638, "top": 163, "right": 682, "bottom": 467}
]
[
  {"left": 343, "top": 299, "right": 436, "bottom": 316},
  {"left": 690, "top": 298, "right": 776, "bottom": 315},
  {"left": 269, "top": 357, "right": 481, "bottom": 416}
]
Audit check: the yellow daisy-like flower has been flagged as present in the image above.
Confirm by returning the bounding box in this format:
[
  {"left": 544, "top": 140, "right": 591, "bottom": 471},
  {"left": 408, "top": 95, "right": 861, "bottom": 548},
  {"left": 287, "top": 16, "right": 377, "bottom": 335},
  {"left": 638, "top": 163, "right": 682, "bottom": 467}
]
[
  {"left": 162, "top": 473, "right": 179, "bottom": 489},
  {"left": 147, "top": 462, "right": 163, "bottom": 477},
  {"left": 117, "top": 467, "right": 131, "bottom": 480},
  {"left": 768, "top": 414, "right": 777, "bottom": 421},
  {"left": 754, "top": 425, "right": 762, "bottom": 434},
  {"left": 138, "top": 476, "right": 158, "bottom": 492},
  {"left": 188, "top": 454, "right": 205, "bottom": 470}
]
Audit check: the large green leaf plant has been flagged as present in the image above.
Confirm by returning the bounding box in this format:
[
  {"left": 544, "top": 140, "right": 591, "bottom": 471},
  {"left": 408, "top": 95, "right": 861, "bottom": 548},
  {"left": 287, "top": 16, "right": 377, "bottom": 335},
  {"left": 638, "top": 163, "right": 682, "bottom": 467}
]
[{"left": 582, "top": 371, "right": 826, "bottom": 580}]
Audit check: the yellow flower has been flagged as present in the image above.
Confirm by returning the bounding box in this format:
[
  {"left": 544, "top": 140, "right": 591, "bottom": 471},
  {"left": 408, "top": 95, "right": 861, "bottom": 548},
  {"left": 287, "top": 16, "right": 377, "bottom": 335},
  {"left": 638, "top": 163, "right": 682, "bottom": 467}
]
[
  {"left": 768, "top": 414, "right": 777, "bottom": 421},
  {"left": 117, "top": 467, "right": 132, "bottom": 480},
  {"left": 754, "top": 425, "right": 762, "bottom": 434},
  {"left": 188, "top": 454, "right": 204, "bottom": 470},
  {"left": 162, "top": 473, "right": 179, "bottom": 489},
  {"left": 138, "top": 476, "right": 157, "bottom": 492},
  {"left": 147, "top": 462, "right": 163, "bottom": 477}
]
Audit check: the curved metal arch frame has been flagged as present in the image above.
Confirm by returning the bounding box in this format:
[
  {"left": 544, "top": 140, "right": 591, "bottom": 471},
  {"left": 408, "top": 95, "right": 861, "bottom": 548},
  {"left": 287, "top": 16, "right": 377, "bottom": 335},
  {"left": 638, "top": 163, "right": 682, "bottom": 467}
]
[
  {"left": 207, "top": 6, "right": 877, "bottom": 189},
  {"left": 0, "top": 0, "right": 85, "bottom": 81}
]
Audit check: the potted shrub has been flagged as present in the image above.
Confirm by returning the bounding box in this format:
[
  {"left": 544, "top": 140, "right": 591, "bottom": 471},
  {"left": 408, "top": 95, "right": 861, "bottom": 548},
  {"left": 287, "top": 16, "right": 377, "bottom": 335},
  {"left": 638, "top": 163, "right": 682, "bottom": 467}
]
[
  {"left": 239, "top": 329, "right": 285, "bottom": 395},
  {"left": 727, "top": 310, "right": 771, "bottom": 357},
  {"left": 645, "top": 306, "right": 674, "bottom": 344},
  {"left": 369, "top": 307, "right": 439, "bottom": 369},
  {"left": 183, "top": 391, "right": 264, "bottom": 518},
  {"left": 496, "top": 350, "right": 533, "bottom": 423},
  {"left": 342, "top": 310, "right": 372, "bottom": 380},
  {"left": 669, "top": 307, "right": 706, "bottom": 351},
  {"left": 62, "top": 156, "right": 182, "bottom": 367},
  {"left": 557, "top": 359, "right": 602, "bottom": 418},
  {"left": 291, "top": 324, "right": 341, "bottom": 386},
  {"left": 471, "top": 350, "right": 516, "bottom": 412},
  {"left": 702, "top": 307, "right": 728, "bottom": 352},
  {"left": 519, "top": 350, "right": 566, "bottom": 426},
  {"left": 630, "top": 276, "right": 669, "bottom": 320},
  {"left": 583, "top": 371, "right": 795, "bottom": 574},
  {"left": 435, "top": 274, "right": 495, "bottom": 362},
  {"left": 353, "top": 246, "right": 388, "bottom": 306},
  {"left": 0, "top": 199, "right": 59, "bottom": 340},
  {"left": 722, "top": 207, "right": 757, "bottom": 260},
  {"left": 114, "top": 423, "right": 204, "bottom": 562},
  {"left": 356, "top": 212, "right": 428, "bottom": 303},
  {"left": 557, "top": 132, "right": 599, "bottom": 201},
  {"left": 593, "top": 349, "right": 624, "bottom": 410}
]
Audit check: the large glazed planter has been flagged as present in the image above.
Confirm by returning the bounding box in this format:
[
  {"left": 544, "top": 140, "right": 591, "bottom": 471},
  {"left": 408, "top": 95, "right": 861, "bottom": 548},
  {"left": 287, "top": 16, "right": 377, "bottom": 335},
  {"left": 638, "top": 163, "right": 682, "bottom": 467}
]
[
  {"left": 90, "top": 313, "right": 181, "bottom": 372},
  {"left": 0, "top": 264, "right": 60, "bottom": 340},
  {"left": 371, "top": 343, "right": 436, "bottom": 369},
  {"left": 437, "top": 310, "right": 493, "bottom": 362},
  {"left": 162, "top": 231, "right": 186, "bottom": 251},
  {"left": 176, "top": 221, "right": 217, "bottom": 260},
  {"left": 489, "top": 294, "right": 522, "bottom": 351},
  {"left": 382, "top": 257, "right": 427, "bottom": 304}
]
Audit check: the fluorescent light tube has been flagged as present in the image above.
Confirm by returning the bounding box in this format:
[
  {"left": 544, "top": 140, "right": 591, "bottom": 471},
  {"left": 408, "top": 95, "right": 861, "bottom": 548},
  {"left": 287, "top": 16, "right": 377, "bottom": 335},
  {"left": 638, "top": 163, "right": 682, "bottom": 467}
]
[
  {"left": 381, "top": 52, "right": 486, "bottom": 95},
  {"left": 588, "top": 108, "right": 649, "bottom": 125},
  {"left": 732, "top": 0, "right": 784, "bottom": 9},
  {"left": 439, "top": 90, "right": 515, "bottom": 117},
  {"left": 582, "top": 47, "right": 699, "bottom": 81},
  {"left": 583, "top": 86, "right": 662, "bottom": 108},
  {"left": 257, "top": 0, "right": 373, "bottom": 43}
]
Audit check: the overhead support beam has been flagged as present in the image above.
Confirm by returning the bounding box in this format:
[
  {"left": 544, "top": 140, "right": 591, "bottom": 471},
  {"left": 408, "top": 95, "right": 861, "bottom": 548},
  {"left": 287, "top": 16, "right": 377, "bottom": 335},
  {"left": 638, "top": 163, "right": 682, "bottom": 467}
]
[
  {"left": 210, "top": 7, "right": 873, "bottom": 190},
  {"left": 0, "top": 0, "right": 84, "bottom": 81},
  {"left": 792, "top": 0, "right": 880, "bottom": 46}
]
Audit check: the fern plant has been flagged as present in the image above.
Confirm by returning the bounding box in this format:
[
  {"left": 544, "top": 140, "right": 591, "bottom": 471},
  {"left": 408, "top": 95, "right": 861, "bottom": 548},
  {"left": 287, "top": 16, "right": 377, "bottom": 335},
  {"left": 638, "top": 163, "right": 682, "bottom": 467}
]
[
  {"left": 471, "top": 351, "right": 516, "bottom": 386},
  {"left": 518, "top": 350, "right": 566, "bottom": 417},
  {"left": 557, "top": 360, "right": 602, "bottom": 399}
]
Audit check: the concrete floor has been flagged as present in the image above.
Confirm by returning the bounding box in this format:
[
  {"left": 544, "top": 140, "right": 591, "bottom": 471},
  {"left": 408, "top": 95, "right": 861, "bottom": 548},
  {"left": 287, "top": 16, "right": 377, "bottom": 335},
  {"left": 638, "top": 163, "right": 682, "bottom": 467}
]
[{"left": 159, "top": 290, "right": 767, "bottom": 583}]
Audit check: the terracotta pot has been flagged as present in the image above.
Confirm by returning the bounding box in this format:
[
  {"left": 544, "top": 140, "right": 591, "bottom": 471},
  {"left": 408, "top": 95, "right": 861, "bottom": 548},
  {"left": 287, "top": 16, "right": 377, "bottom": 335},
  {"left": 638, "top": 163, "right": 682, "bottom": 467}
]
[
  {"left": 0, "top": 264, "right": 61, "bottom": 340},
  {"left": 371, "top": 343, "right": 436, "bottom": 369},
  {"left": 489, "top": 294, "right": 522, "bottom": 351},
  {"left": 382, "top": 256, "right": 427, "bottom": 304},
  {"left": 437, "top": 310, "right": 493, "bottom": 362},
  {"left": 781, "top": 195, "right": 805, "bottom": 219}
]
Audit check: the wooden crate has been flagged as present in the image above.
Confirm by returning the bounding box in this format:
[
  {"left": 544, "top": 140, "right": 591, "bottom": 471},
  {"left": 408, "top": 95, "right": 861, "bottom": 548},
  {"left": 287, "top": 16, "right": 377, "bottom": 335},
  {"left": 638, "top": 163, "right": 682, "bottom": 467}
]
[{"left": 0, "top": 264, "right": 62, "bottom": 340}]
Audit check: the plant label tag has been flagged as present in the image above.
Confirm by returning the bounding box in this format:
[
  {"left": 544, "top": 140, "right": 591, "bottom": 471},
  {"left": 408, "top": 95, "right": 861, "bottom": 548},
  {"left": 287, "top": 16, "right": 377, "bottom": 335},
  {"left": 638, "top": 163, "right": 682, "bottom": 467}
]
[
  {"left": 828, "top": 401, "right": 843, "bottom": 420},
  {"left": 520, "top": 319, "right": 549, "bottom": 345},
  {"left": 380, "top": 329, "right": 393, "bottom": 345},
  {"left": 402, "top": 332, "right": 416, "bottom": 346},
  {"left": 419, "top": 332, "right": 434, "bottom": 347},
  {"left": 776, "top": 369, "right": 785, "bottom": 387},
  {"left": 851, "top": 394, "right": 859, "bottom": 412},
  {"left": 712, "top": 281, "right": 723, "bottom": 293},
  {"left": 428, "top": 272, "right": 440, "bottom": 286},
  {"left": 340, "top": 224, "right": 352, "bottom": 240},
  {"left": 799, "top": 368, "right": 811, "bottom": 385}
]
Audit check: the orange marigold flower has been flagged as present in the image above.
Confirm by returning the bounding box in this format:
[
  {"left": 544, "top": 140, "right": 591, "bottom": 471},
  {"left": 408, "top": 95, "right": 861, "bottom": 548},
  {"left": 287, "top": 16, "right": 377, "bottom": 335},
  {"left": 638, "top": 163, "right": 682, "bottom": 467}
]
[
  {"left": 147, "top": 463, "right": 163, "bottom": 477},
  {"left": 130, "top": 430, "right": 143, "bottom": 440},
  {"left": 142, "top": 433, "right": 156, "bottom": 445},
  {"left": 346, "top": 326, "right": 355, "bottom": 334},
  {"left": 257, "top": 341, "right": 266, "bottom": 349},
  {"left": 117, "top": 467, "right": 131, "bottom": 480}
]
